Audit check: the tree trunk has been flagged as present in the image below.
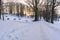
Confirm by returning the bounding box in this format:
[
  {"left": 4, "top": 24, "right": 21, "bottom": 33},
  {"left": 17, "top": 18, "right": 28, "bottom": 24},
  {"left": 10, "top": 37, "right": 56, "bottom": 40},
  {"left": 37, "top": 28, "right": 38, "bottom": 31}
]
[
  {"left": 20, "top": 9, "right": 24, "bottom": 17},
  {"left": 20, "top": 4, "right": 24, "bottom": 17},
  {"left": 34, "top": 0, "right": 39, "bottom": 21},
  {"left": 9, "top": 7, "right": 12, "bottom": 14},
  {"left": 16, "top": 4, "right": 19, "bottom": 16},
  {"left": 51, "top": 7, "right": 54, "bottom": 23},
  {"left": 0, "top": 9, "right": 1, "bottom": 19},
  {"left": 51, "top": 0, "right": 55, "bottom": 23},
  {"left": 0, "top": 0, "right": 1, "bottom": 19},
  {"left": 34, "top": 9, "right": 39, "bottom": 21},
  {"left": 9, "top": 4, "right": 12, "bottom": 14}
]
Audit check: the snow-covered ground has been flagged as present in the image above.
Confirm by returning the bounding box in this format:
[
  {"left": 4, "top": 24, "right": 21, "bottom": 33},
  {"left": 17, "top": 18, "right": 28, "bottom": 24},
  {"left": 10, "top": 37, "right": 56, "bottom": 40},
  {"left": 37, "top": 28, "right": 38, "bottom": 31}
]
[
  {"left": 0, "top": 20, "right": 41, "bottom": 40},
  {"left": 40, "top": 21, "right": 60, "bottom": 40},
  {"left": 0, "top": 14, "right": 60, "bottom": 40},
  {"left": 1, "top": 14, "right": 34, "bottom": 22}
]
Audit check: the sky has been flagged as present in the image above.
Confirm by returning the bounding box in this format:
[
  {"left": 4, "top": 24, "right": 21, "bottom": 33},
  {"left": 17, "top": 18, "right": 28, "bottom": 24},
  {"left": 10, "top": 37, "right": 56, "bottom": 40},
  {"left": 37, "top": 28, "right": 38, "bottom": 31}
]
[
  {"left": 2, "top": 0, "right": 60, "bottom": 5},
  {"left": 2, "top": 0, "right": 43, "bottom": 6},
  {"left": 3, "top": 0, "right": 26, "bottom": 3},
  {"left": 2, "top": 0, "right": 28, "bottom": 5},
  {"left": 3, "top": 0, "right": 60, "bottom": 3},
  {"left": 2, "top": 0, "right": 44, "bottom": 3}
]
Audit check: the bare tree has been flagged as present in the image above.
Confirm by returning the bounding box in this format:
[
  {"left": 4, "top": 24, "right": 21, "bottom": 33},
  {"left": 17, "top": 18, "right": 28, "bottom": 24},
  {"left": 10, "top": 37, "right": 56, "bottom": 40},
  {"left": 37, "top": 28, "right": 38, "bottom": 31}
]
[
  {"left": 9, "top": 2, "right": 13, "bottom": 14},
  {"left": 2, "top": 2, "right": 4, "bottom": 20},
  {"left": 20, "top": 4, "right": 25, "bottom": 17},
  {"left": 44, "top": 0, "right": 57, "bottom": 23},
  {"left": 44, "top": 0, "right": 51, "bottom": 22},
  {"left": 0, "top": 0, "right": 2, "bottom": 19},
  {"left": 25, "top": 0, "right": 40, "bottom": 21},
  {"left": 51, "top": 0, "right": 56, "bottom": 23},
  {"left": 16, "top": 3, "right": 20, "bottom": 16},
  {"left": 46, "top": 0, "right": 56, "bottom": 23},
  {"left": 16, "top": 3, "right": 25, "bottom": 17}
]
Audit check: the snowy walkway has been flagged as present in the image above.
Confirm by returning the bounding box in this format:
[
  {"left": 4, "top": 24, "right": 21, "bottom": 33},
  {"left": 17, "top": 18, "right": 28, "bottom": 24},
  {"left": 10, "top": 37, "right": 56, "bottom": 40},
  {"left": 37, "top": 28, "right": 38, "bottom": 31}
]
[
  {"left": 0, "top": 20, "right": 40, "bottom": 40},
  {"left": 40, "top": 21, "right": 60, "bottom": 40},
  {"left": 0, "top": 20, "right": 60, "bottom": 40}
]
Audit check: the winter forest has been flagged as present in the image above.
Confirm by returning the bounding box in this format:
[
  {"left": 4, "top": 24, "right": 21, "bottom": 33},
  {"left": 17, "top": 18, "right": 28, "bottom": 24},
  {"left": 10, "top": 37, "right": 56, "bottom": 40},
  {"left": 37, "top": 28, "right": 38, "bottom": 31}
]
[{"left": 0, "top": 0, "right": 60, "bottom": 40}]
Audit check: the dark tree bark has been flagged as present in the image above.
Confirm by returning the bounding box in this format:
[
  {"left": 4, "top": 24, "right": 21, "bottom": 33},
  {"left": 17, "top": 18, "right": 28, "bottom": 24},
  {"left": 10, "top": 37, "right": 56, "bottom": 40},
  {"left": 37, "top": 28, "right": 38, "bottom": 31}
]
[
  {"left": 25, "top": 0, "right": 40, "bottom": 21},
  {"left": 9, "top": 3, "right": 13, "bottom": 14},
  {"left": 16, "top": 4, "right": 19, "bottom": 16},
  {"left": 0, "top": 0, "right": 1, "bottom": 19},
  {"left": 34, "top": 0, "right": 39, "bottom": 21},
  {"left": 9, "top": 6, "right": 12, "bottom": 14},
  {"left": 51, "top": 0, "right": 56, "bottom": 23},
  {"left": 20, "top": 4, "right": 24, "bottom": 17},
  {"left": 45, "top": 2, "right": 49, "bottom": 22},
  {"left": 0, "top": 9, "right": 1, "bottom": 19},
  {"left": 44, "top": 0, "right": 56, "bottom": 23}
]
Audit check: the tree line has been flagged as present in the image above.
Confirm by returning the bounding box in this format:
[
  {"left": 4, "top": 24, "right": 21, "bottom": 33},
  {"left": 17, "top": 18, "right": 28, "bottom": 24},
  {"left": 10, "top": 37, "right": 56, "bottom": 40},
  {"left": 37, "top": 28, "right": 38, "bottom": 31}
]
[
  {"left": 0, "top": 0, "right": 60, "bottom": 23},
  {"left": 25, "top": 0, "right": 59, "bottom": 23}
]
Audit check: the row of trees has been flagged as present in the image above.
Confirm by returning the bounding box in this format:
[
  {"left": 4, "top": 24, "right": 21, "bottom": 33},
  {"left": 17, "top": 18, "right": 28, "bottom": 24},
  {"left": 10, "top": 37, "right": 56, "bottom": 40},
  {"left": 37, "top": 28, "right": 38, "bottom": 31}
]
[
  {"left": 3, "top": 2, "right": 25, "bottom": 16},
  {"left": 25, "top": 0, "right": 59, "bottom": 23},
  {"left": 0, "top": 0, "right": 60, "bottom": 23},
  {"left": 0, "top": 1, "right": 25, "bottom": 20}
]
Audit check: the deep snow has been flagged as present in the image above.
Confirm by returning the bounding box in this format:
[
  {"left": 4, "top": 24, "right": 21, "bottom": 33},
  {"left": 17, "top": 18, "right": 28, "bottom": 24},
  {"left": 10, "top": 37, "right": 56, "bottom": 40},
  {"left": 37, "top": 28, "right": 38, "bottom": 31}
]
[
  {"left": 0, "top": 14, "right": 60, "bottom": 40},
  {"left": 0, "top": 20, "right": 41, "bottom": 40}
]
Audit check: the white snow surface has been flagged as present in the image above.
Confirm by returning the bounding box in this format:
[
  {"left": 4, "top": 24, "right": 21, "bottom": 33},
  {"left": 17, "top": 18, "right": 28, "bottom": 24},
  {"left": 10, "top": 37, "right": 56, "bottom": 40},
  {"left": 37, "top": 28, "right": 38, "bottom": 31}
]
[
  {"left": 0, "top": 14, "right": 60, "bottom": 40},
  {"left": 0, "top": 20, "right": 41, "bottom": 40}
]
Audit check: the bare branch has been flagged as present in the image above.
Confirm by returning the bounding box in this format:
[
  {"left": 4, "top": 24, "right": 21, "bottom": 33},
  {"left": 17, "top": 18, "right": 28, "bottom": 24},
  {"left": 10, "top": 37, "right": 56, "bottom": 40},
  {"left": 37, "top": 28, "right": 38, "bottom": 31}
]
[
  {"left": 54, "top": 2, "right": 60, "bottom": 7},
  {"left": 37, "top": 0, "right": 40, "bottom": 4},
  {"left": 25, "top": 0, "right": 33, "bottom": 9}
]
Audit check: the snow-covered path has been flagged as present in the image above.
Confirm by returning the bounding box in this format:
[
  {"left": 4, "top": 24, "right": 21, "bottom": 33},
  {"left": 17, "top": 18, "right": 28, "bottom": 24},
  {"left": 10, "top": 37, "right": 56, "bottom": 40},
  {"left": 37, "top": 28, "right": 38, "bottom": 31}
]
[
  {"left": 40, "top": 21, "right": 60, "bottom": 40},
  {"left": 0, "top": 20, "right": 41, "bottom": 40},
  {"left": 0, "top": 20, "right": 60, "bottom": 40}
]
